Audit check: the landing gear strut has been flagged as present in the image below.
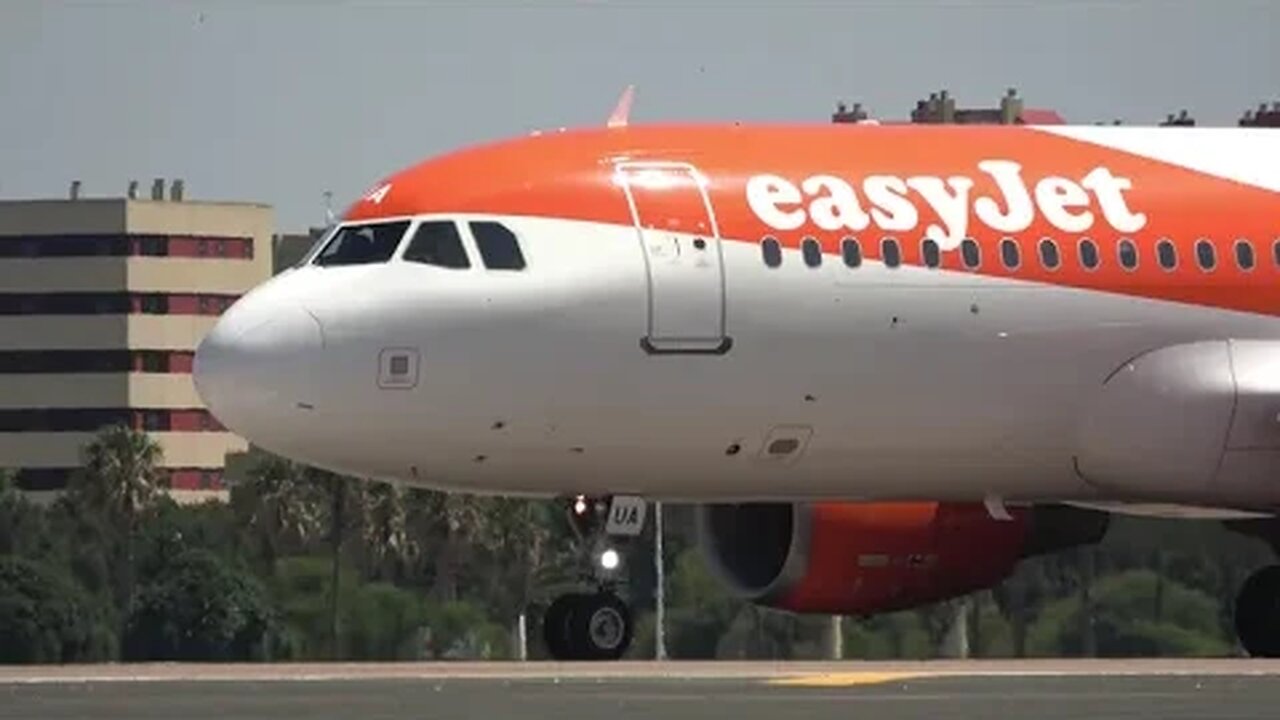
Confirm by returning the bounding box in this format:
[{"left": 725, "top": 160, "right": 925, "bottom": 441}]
[
  {"left": 1235, "top": 565, "right": 1280, "bottom": 657},
  {"left": 542, "top": 495, "right": 642, "bottom": 660}
]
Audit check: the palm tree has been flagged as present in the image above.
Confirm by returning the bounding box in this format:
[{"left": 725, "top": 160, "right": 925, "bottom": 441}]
[
  {"left": 72, "top": 424, "right": 163, "bottom": 525},
  {"left": 69, "top": 424, "right": 164, "bottom": 636},
  {"left": 356, "top": 481, "right": 416, "bottom": 583},
  {"left": 230, "top": 451, "right": 326, "bottom": 575}
]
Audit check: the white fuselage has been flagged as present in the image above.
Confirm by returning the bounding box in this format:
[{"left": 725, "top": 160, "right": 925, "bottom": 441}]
[{"left": 194, "top": 213, "right": 1280, "bottom": 507}]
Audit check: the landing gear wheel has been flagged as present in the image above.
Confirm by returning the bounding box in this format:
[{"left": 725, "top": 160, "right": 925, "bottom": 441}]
[
  {"left": 1235, "top": 565, "right": 1280, "bottom": 657},
  {"left": 542, "top": 593, "right": 579, "bottom": 661},
  {"left": 569, "top": 592, "right": 633, "bottom": 661},
  {"left": 542, "top": 592, "right": 633, "bottom": 660}
]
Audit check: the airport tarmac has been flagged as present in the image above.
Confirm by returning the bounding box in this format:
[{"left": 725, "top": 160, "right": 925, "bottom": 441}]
[{"left": 3, "top": 660, "right": 1280, "bottom": 720}]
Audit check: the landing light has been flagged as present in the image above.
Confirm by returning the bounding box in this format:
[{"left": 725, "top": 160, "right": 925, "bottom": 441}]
[{"left": 600, "top": 549, "right": 620, "bottom": 571}]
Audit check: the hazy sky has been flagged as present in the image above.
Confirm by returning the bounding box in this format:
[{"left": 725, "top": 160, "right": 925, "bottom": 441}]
[{"left": 1, "top": 1, "right": 1277, "bottom": 230}]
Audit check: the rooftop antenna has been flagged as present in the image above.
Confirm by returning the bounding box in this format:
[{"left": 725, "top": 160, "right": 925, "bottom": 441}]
[
  {"left": 323, "top": 191, "right": 336, "bottom": 225},
  {"left": 607, "top": 85, "right": 635, "bottom": 128}
]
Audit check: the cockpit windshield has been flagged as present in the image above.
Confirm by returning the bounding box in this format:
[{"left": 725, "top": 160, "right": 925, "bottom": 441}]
[{"left": 312, "top": 221, "right": 410, "bottom": 267}]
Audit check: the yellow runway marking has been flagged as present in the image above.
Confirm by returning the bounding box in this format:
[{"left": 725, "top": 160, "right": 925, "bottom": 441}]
[{"left": 767, "top": 672, "right": 924, "bottom": 687}]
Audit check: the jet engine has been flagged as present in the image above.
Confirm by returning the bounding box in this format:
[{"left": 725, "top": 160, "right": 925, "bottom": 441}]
[{"left": 696, "top": 501, "right": 1109, "bottom": 614}]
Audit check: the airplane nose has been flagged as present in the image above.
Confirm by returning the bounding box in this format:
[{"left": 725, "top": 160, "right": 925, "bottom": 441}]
[{"left": 194, "top": 303, "right": 323, "bottom": 435}]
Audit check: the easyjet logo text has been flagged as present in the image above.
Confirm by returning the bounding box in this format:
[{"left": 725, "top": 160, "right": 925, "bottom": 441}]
[{"left": 745, "top": 161, "right": 1147, "bottom": 250}]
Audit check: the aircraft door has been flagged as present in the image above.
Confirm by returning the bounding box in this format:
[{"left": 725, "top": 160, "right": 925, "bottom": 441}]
[{"left": 616, "top": 162, "right": 730, "bottom": 354}]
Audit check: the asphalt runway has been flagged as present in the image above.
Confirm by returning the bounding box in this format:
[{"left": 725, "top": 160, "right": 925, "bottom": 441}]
[{"left": 4, "top": 660, "right": 1280, "bottom": 720}]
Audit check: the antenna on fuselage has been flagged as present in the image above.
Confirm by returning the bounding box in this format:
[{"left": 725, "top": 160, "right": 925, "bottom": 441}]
[{"left": 607, "top": 85, "right": 635, "bottom": 128}]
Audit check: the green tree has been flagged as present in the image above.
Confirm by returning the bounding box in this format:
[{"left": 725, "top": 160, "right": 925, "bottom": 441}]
[
  {"left": 0, "top": 469, "right": 53, "bottom": 558},
  {"left": 66, "top": 424, "right": 165, "bottom": 636},
  {"left": 354, "top": 482, "right": 416, "bottom": 584},
  {"left": 1027, "top": 569, "right": 1233, "bottom": 657},
  {"left": 70, "top": 424, "right": 163, "bottom": 524},
  {"left": 344, "top": 582, "right": 427, "bottom": 659},
  {"left": 0, "top": 556, "right": 98, "bottom": 663},
  {"left": 664, "top": 548, "right": 744, "bottom": 658},
  {"left": 124, "top": 549, "right": 278, "bottom": 661},
  {"left": 230, "top": 453, "right": 325, "bottom": 575}
]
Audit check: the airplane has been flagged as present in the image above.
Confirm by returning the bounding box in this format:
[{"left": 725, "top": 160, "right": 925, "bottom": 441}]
[{"left": 193, "top": 90, "right": 1280, "bottom": 661}]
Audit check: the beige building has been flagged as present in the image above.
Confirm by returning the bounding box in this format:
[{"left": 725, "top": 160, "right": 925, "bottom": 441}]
[{"left": 0, "top": 183, "right": 273, "bottom": 502}]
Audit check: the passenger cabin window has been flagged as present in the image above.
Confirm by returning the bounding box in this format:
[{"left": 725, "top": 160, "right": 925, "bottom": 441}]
[
  {"left": 313, "top": 221, "right": 410, "bottom": 267},
  {"left": 471, "top": 221, "right": 526, "bottom": 270},
  {"left": 762, "top": 237, "right": 782, "bottom": 268},
  {"left": 960, "top": 238, "right": 980, "bottom": 269},
  {"left": 1118, "top": 238, "right": 1138, "bottom": 271},
  {"left": 841, "top": 237, "right": 862, "bottom": 268},
  {"left": 802, "top": 237, "right": 822, "bottom": 268},
  {"left": 1196, "top": 239, "right": 1216, "bottom": 271},
  {"left": 1235, "top": 239, "right": 1256, "bottom": 271},
  {"left": 1038, "top": 238, "right": 1060, "bottom": 270},
  {"left": 403, "top": 221, "right": 470, "bottom": 269},
  {"left": 1157, "top": 239, "right": 1177, "bottom": 270},
  {"left": 1079, "top": 238, "right": 1100, "bottom": 270},
  {"left": 1273, "top": 239, "right": 1280, "bottom": 268},
  {"left": 881, "top": 238, "right": 901, "bottom": 268},
  {"left": 1000, "top": 237, "right": 1020, "bottom": 270},
  {"left": 921, "top": 239, "right": 941, "bottom": 269}
]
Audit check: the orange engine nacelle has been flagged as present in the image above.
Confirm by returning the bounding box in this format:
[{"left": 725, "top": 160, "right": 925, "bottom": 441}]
[{"left": 695, "top": 502, "right": 1108, "bottom": 615}]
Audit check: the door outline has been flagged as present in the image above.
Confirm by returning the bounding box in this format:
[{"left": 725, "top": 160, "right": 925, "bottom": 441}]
[{"left": 615, "top": 161, "right": 733, "bottom": 355}]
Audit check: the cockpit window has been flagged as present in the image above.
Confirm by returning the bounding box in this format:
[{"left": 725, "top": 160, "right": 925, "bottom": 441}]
[
  {"left": 471, "top": 221, "right": 526, "bottom": 270},
  {"left": 313, "top": 221, "right": 409, "bottom": 267},
  {"left": 403, "top": 221, "right": 470, "bottom": 269},
  {"left": 294, "top": 224, "right": 338, "bottom": 268}
]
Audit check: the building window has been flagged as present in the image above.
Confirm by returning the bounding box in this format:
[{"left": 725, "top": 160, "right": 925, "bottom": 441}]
[
  {"left": 801, "top": 237, "right": 822, "bottom": 268},
  {"left": 140, "top": 294, "right": 168, "bottom": 314},
  {"left": 1118, "top": 238, "right": 1139, "bottom": 271},
  {"left": 921, "top": 239, "right": 940, "bottom": 269},
  {"left": 1236, "top": 239, "right": 1256, "bottom": 271},
  {"left": 1196, "top": 239, "right": 1216, "bottom": 271},
  {"left": 1079, "top": 238, "right": 1100, "bottom": 270},
  {"left": 961, "top": 238, "right": 980, "bottom": 269},
  {"left": 1157, "top": 239, "right": 1177, "bottom": 270},
  {"left": 881, "top": 238, "right": 901, "bottom": 268},
  {"left": 762, "top": 237, "right": 782, "bottom": 268},
  {"left": 140, "top": 236, "right": 167, "bottom": 256},
  {"left": 1000, "top": 238, "right": 1021, "bottom": 270},
  {"left": 841, "top": 237, "right": 861, "bottom": 268},
  {"left": 1038, "top": 238, "right": 1060, "bottom": 270}
]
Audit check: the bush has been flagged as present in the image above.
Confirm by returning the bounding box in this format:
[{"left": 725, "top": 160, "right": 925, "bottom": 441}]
[
  {"left": 0, "top": 556, "right": 99, "bottom": 663},
  {"left": 124, "top": 549, "right": 279, "bottom": 661},
  {"left": 345, "top": 583, "right": 428, "bottom": 660}
]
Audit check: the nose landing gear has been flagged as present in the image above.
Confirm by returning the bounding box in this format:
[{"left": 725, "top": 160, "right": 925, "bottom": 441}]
[
  {"left": 541, "top": 495, "right": 645, "bottom": 661},
  {"left": 1235, "top": 565, "right": 1280, "bottom": 657}
]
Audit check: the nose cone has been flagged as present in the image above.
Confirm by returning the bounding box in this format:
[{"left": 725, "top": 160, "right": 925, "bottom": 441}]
[{"left": 194, "top": 302, "right": 323, "bottom": 438}]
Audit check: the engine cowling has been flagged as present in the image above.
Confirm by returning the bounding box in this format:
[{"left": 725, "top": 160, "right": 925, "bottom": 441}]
[{"left": 696, "top": 502, "right": 1109, "bottom": 615}]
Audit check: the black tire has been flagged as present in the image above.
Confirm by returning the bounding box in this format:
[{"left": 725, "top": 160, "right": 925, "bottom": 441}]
[
  {"left": 542, "top": 594, "right": 582, "bottom": 660},
  {"left": 567, "top": 592, "right": 633, "bottom": 661},
  {"left": 1235, "top": 565, "right": 1280, "bottom": 658}
]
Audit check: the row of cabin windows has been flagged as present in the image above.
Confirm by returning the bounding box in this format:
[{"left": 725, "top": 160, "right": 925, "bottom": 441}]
[
  {"left": 312, "top": 220, "right": 526, "bottom": 271},
  {"left": 763, "top": 236, "right": 1280, "bottom": 273}
]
